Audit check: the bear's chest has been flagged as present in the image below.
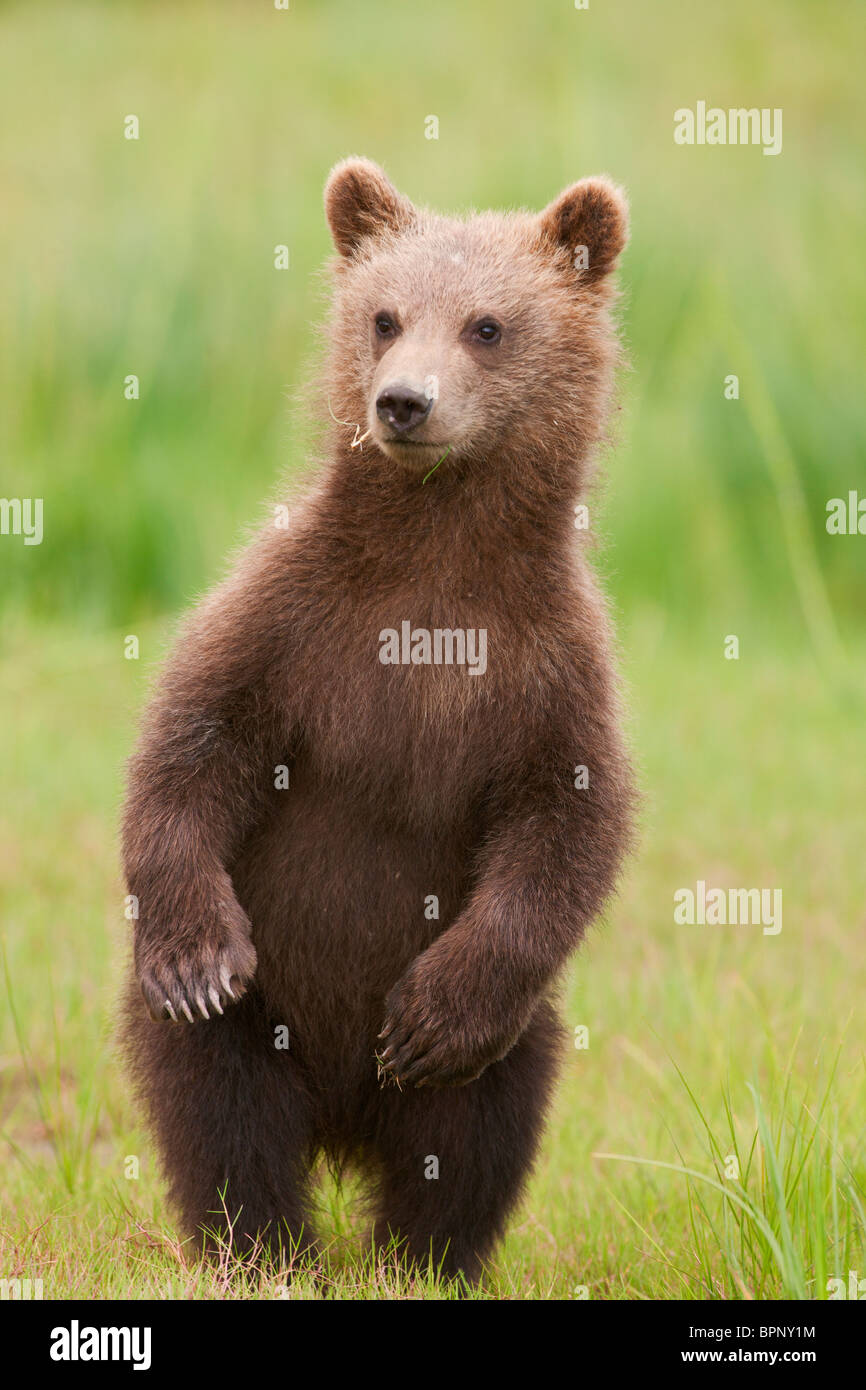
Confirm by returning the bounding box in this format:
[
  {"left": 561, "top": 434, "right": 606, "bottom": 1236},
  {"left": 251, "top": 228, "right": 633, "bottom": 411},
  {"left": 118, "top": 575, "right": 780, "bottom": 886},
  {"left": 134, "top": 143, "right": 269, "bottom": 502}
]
[{"left": 293, "top": 596, "right": 514, "bottom": 823}]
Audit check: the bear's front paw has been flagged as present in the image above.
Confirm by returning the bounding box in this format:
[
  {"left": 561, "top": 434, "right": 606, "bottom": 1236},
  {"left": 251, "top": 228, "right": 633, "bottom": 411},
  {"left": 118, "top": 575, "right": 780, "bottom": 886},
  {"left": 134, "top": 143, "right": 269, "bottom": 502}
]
[
  {"left": 137, "top": 926, "right": 257, "bottom": 1024},
  {"left": 377, "top": 961, "right": 517, "bottom": 1088}
]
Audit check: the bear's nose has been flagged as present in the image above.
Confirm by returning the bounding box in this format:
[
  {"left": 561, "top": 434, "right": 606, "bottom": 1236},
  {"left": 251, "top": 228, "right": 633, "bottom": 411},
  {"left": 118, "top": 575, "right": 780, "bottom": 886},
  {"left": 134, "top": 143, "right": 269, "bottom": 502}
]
[{"left": 375, "top": 385, "right": 433, "bottom": 434}]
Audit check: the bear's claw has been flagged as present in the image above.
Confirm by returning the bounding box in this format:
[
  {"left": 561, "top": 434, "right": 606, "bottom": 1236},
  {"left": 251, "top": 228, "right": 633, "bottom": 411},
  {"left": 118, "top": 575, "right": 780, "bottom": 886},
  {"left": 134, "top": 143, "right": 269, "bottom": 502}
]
[{"left": 139, "top": 936, "right": 257, "bottom": 1025}]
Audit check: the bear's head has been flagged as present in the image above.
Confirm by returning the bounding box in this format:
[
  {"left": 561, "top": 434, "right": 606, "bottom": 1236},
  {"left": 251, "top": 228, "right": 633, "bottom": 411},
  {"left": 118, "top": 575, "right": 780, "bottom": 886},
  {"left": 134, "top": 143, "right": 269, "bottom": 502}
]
[{"left": 323, "top": 158, "right": 627, "bottom": 485}]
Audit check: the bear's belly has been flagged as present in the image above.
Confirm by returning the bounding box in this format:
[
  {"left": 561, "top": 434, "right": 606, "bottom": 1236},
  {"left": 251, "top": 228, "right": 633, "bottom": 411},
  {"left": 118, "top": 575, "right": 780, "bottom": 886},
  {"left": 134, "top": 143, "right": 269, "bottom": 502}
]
[{"left": 229, "top": 756, "right": 479, "bottom": 1071}]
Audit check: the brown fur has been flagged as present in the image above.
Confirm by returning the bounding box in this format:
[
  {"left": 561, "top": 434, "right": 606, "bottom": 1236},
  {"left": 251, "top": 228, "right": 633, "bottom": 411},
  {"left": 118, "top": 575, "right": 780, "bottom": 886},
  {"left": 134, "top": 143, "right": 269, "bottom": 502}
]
[{"left": 121, "top": 158, "right": 635, "bottom": 1282}]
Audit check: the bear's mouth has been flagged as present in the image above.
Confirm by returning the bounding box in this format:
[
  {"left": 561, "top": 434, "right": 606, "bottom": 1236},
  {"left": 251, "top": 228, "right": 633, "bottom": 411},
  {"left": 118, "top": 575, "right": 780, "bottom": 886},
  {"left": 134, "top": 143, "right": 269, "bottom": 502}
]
[{"left": 382, "top": 437, "right": 448, "bottom": 449}]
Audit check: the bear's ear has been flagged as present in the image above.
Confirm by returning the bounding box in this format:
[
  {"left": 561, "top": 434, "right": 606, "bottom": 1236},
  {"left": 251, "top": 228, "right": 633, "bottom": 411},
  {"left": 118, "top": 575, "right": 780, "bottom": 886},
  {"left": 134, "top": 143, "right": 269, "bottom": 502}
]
[
  {"left": 325, "top": 158, "right": 415, "bottom": 258},
  {"left": 538, "top": 177, "right": 628, "bottom": 283}
]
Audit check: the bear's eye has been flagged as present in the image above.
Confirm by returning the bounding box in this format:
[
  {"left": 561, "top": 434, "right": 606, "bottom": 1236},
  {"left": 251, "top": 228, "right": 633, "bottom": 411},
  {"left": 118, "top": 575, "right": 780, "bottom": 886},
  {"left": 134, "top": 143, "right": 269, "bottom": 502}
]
[
  {"left": 471, "top": 318, "right": 502, "bottom": 345},
  {"left": 374, "top": 313, "right": 398, "bottom": 340}
]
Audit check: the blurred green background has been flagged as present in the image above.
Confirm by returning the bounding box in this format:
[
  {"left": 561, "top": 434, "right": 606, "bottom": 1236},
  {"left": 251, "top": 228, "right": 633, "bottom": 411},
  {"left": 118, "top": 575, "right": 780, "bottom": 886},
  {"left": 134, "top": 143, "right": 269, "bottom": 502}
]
[
  {"left": 0, "top": 0, "right": 864, "bottom": 1299},
  {"left": 1, "top": 0, "right": 863, "bottom": 635}
]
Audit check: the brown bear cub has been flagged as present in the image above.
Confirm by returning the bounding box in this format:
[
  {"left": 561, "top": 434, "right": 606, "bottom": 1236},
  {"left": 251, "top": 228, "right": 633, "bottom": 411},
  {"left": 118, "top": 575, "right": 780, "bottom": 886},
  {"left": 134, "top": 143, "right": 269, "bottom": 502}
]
[{"left": 121, "top": 158, "right": 634, "bottom": 1283}]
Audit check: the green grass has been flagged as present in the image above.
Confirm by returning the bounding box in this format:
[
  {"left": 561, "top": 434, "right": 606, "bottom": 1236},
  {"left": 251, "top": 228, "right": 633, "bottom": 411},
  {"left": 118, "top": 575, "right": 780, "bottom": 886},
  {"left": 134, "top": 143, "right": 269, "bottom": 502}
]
[
  {"left": 0, "top": 0, "right": 864, "bottom": 1299},
  {"left": 1, "top": 619, "right": 863, "bottom": 1298}
]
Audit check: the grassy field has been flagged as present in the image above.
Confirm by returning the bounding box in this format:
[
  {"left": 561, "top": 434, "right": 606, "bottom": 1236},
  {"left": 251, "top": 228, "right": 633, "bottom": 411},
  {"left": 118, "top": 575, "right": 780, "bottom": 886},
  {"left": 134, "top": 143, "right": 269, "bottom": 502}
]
[
  {"left": 0, "top": 0, "right": 864, "bottom": 1298},
  {"left": 1, "top": 618, "right": 863, "bottom": 1299}
]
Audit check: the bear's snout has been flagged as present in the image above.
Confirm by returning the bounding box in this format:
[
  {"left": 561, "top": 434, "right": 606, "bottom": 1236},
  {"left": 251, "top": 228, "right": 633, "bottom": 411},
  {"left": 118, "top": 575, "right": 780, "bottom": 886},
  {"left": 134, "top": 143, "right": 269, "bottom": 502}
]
[{"left": 375, "top": 383, "right": 434, "bottom": 434}]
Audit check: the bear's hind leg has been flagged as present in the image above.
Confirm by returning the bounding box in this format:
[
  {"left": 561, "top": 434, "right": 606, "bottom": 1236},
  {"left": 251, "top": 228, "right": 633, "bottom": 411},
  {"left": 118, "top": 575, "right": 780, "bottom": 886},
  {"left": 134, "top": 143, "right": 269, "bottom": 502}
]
[
  {"left": 123, "top": 982, "right": 317, "bottom": 1269},
  {"left": 370, "top": 1002, "right": 562, "bottom": 1284}
]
